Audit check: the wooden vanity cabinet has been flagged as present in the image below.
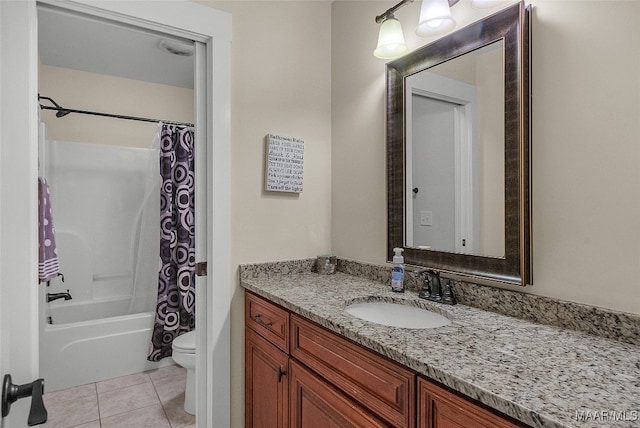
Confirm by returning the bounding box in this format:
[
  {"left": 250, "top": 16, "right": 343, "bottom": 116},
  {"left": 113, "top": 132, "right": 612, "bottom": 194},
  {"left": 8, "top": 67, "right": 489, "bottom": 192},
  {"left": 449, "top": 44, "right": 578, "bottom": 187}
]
[
  {"left": 246, "top": 291, "right": 525, "bottom": 428},
  {"left": 418, "top": 377, "right": 525, "bottom": 428},
  {"left": 245, "top": 291, "right": 409, "bottom": 428}
]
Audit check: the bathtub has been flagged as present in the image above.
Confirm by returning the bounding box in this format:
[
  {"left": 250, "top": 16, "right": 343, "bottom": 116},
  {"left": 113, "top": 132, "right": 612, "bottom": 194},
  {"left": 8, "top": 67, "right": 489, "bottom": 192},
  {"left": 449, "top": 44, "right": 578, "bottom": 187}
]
[
  {"left": 48, "top": 296, "right": 134, "bottom": 324},
  {"left": 39, "top": 139, "right": 168, "bottom": 392},
  {"left": 40, "top": 298, "right": 172, "bottom": 392}
]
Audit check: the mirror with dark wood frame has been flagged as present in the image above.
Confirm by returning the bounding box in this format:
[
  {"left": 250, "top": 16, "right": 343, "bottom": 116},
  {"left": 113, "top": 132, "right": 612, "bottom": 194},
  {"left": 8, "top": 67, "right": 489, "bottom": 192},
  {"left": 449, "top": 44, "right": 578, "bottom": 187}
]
[{"left": 387, "top": 1, "right": 531, "bottom": 286}]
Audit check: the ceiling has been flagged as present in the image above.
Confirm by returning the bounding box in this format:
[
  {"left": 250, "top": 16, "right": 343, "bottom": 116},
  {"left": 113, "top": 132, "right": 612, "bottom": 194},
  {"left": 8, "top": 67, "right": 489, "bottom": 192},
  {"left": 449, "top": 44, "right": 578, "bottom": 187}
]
[{"left": 38, "top": 6, "right": 195, "bottom": 89}]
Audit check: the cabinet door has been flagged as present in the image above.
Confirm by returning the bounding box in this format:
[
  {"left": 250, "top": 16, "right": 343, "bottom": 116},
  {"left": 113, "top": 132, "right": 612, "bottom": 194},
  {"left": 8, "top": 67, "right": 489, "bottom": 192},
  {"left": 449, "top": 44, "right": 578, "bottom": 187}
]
[
  {"left": 418, "top": 377, "right": 524, "bottom": 428},
  {"left": 291, "top": 314, "right": 415, "bottom": 427},
  {"left": 289, "top": 359, "right": 389, "bottom": 428},
  {"left": 246, "top": 328, "right": 289, "bottom": 428}
]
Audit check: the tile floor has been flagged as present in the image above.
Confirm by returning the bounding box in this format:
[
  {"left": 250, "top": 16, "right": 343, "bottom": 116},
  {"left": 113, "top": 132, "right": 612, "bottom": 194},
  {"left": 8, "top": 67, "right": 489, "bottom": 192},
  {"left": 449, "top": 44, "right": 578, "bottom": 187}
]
[{"left": 42, "top": 364, "right": 195, "bottom": 428}]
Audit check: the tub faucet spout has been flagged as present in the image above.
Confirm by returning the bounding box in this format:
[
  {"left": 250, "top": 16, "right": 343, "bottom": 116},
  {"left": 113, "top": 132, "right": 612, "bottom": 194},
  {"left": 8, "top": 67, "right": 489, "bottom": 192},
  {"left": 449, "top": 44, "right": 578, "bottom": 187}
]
[{"left": 46, "top": 290, "right": 72, "bottom": 303}]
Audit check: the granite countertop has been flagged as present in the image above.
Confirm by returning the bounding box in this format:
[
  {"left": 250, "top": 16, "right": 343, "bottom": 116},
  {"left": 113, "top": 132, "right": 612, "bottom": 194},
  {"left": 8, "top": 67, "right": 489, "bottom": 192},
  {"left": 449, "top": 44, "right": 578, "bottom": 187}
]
[{"left": 240, "top": 270, "right": 640, "bottom": 428}]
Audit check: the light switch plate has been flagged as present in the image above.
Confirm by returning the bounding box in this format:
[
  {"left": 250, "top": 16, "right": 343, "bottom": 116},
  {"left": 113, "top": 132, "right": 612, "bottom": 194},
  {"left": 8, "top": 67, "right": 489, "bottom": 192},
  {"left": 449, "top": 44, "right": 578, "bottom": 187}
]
[{"left": 420, "top": 211, "right": 433, "bottom": 226}]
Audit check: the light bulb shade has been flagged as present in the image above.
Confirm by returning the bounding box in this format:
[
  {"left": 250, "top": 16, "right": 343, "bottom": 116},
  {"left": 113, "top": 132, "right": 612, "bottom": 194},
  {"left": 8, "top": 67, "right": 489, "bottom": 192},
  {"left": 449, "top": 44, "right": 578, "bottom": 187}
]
[
  {"left": 374, "top": 17, "right": 408, "bottom": 59},
  {"left": 415, "top": 0, "right": 456, "bottom": 37}
]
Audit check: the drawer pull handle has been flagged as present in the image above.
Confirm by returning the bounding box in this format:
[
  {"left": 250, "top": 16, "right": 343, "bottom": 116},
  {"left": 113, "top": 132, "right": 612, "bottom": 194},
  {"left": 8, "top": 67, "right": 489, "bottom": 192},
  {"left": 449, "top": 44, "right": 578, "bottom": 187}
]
[
  {"left": 254, "top": 315, "right": 273, "bottom": 327},
  {"left": 277, "top": 366, "right": 286, "bottom": 382}
]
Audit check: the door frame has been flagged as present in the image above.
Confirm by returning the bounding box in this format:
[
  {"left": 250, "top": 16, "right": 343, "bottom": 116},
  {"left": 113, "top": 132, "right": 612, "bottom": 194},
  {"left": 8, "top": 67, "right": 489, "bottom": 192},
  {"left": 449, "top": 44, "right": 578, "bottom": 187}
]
[
  {"left": 0, "top": 1, "right": 231, "bottom": 426},
  {"left": 1, "top": 1, "right": 41, "bottom": 426}
]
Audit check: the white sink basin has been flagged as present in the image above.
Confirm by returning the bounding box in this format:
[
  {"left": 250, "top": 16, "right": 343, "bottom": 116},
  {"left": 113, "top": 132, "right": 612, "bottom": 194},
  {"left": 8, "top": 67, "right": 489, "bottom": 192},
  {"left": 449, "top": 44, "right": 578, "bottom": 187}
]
[{"left": 344, "top": 301, "right": 451, "bottom": 329}]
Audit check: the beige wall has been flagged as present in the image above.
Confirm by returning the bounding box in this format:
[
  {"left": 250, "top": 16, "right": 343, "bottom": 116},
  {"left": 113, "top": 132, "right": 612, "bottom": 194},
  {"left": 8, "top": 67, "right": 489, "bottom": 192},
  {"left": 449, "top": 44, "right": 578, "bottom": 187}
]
[
  {"left": 332, "top": 0, "right": 640, "bottom": 314},
  {"left": 196, "top": 1, "right": 332, "bottom": 426},
  {"left": 39, "top": 65, "right": 194, "bottom": 147},
  {"left": 194, "top": 1, "right": 640, "bottom": 424}
]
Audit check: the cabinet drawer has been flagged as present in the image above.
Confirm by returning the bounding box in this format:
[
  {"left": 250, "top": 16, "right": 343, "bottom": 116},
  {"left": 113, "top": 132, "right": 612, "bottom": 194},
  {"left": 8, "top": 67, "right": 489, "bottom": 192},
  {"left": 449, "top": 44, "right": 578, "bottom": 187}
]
[
  {"left": 246, "top": 292, "right": 290, "bottom": 353},
  {"left": 290, "top": 315, "right": 415, "bottom": 428}
]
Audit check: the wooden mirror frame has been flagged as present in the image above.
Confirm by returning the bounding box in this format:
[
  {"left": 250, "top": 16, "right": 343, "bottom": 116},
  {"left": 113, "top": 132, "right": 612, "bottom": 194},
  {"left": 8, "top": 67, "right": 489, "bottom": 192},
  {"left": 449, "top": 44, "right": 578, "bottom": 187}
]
[{"left": 387, "top": 1, "right": 532, "bottom": 286}]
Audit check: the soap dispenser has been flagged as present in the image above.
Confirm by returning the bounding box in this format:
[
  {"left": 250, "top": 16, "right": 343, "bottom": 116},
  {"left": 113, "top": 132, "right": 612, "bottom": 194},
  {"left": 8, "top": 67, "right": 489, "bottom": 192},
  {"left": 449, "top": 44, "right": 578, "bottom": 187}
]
[{"left": 391, "top": 247, "right": 405, "bottom": 292}]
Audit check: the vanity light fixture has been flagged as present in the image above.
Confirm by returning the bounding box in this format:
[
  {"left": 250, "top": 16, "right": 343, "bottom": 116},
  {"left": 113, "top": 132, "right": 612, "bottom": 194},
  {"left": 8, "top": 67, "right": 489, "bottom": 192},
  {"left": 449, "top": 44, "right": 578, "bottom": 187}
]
[
  {"left": 374, "top": 0, "right": 461, "bottom": 59},
  {"left": 415, "top": 0, "right": 458, "bottom": 36},
  {"left": 373, "top": 0, "right": 414, "bottom": 59},
  {"left": 374, "top": 13, "right": 409, "bottom": 59}
]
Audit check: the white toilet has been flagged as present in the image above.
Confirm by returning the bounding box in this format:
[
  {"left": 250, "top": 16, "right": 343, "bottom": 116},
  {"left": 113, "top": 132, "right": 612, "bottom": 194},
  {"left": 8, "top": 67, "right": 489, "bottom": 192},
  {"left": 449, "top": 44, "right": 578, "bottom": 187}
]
[{"left": 172, "top": 330, "right": 196, "bottom": 415}]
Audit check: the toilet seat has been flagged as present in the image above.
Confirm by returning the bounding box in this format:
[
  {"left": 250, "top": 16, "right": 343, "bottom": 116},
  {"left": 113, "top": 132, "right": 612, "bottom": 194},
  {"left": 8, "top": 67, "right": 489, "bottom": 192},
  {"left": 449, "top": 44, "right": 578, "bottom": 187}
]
[{"left": 173, "top": 330, "right": 196, "bottom": 354}]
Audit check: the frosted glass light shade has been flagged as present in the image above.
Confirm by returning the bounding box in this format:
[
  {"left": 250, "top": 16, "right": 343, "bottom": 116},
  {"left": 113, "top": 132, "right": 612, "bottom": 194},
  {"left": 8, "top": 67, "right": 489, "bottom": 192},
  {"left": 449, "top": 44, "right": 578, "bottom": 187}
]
[
  {"left": 374, "top": 17, "right": 408, "bottom": 59},
  {"left": 415, "top": 0, "right": 456, "bottom": 37}
]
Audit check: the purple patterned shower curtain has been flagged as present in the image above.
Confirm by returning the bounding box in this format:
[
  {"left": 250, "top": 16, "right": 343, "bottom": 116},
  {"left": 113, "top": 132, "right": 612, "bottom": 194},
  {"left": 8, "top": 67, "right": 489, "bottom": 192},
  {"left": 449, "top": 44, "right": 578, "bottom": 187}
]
[{"left": 148, "top": 124, "right": 196, "bottom": 362}]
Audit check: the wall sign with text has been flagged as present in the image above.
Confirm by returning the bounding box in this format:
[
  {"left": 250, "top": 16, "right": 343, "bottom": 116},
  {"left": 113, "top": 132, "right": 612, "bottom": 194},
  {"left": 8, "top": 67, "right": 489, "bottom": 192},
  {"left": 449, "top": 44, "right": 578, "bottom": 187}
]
[{"left": 265, "top": 134, "right": 304, "bottom": 193}]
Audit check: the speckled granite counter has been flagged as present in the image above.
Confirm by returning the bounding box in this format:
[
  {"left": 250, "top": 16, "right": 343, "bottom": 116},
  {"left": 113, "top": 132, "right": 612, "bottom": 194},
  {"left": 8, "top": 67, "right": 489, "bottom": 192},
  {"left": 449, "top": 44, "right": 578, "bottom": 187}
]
[{"left": 240, "top": 262, "right": 640, "bottom": 428}]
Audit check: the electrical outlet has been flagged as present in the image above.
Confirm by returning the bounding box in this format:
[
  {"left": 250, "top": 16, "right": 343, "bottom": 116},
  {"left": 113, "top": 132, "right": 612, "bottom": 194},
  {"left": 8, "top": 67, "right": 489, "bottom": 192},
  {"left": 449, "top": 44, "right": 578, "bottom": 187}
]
[{"left": 420, "top": 211, "right": 433, "bottom": 226}]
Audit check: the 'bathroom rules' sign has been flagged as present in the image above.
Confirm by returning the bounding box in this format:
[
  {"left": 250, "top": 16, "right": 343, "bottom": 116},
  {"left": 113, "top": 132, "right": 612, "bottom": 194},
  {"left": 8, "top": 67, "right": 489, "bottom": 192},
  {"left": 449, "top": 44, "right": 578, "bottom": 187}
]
[{"left": 265, "top": 134, "right": 304, "bottom": 193}]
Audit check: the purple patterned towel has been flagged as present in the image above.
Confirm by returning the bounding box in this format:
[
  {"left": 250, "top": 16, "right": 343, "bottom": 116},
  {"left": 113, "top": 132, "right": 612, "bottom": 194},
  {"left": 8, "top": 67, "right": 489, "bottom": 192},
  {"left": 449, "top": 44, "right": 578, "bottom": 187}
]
[{"left": 38, "top": 177, "right": 59, "bottom": 282}]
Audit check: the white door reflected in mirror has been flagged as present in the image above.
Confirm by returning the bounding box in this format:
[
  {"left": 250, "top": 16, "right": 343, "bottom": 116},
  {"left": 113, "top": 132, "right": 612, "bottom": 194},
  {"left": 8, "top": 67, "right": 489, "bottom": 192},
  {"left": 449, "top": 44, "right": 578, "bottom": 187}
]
[{"left": 405, "top": 40, "right": 505, "bottom": 258}]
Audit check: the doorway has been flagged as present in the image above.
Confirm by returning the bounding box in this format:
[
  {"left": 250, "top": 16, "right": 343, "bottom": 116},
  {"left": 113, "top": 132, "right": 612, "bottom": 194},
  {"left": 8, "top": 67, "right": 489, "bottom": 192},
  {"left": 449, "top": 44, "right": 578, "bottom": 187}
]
[
  {"left": 38, "top": 4, "right": 195, "bottom": 392},
  {"left": 0, "top": 1, "right": 230, "bottom": 426}
]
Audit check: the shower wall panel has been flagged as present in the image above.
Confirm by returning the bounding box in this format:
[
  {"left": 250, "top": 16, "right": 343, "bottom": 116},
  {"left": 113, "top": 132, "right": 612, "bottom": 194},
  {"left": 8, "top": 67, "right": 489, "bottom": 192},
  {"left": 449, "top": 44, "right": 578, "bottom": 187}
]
[{"left": 45, "top": 140, "right": 158, "bottom": 315}]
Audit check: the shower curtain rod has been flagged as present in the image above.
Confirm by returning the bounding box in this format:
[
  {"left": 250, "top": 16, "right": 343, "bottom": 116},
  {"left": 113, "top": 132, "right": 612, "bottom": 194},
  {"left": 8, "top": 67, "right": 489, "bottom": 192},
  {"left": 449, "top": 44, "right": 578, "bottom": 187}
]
[{"left": 38, "top": 95, "right": 194, "bottom": 127}]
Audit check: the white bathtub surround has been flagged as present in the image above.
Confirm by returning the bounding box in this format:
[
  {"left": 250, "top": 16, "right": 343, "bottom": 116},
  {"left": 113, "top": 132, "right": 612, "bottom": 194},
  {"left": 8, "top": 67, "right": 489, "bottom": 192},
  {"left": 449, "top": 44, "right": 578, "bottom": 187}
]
[
  {"left": 48, "top": 296, "right": 138, "bottom": 324},
  {"left": 43, "top": 140, "right": 158, "bottom": 315},
  {"left": 39, "top": 139, "right": 167, "bottom": 392},
  {"left": 40, "top": 298, "right": 173, "bottom": 392}
]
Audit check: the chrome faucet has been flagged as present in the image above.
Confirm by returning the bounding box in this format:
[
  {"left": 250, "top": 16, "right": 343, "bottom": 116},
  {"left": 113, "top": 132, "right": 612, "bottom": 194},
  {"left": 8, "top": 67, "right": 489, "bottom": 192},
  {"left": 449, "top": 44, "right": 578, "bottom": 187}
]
[
  {"left": 46, "top": 290, "right": 72, "bottom": 303},
  {"left": 415, "top": 269, "right": 457, "bottom": 305}
]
